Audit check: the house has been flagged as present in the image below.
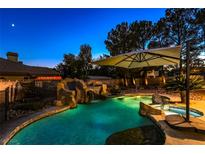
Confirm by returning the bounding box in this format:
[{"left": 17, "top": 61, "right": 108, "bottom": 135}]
[{"left": 0, "top": 52, "right": 61, "bottom": 86}]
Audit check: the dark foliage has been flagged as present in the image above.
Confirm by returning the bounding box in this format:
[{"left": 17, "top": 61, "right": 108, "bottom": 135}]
[{"left": 56, "top": 9, "right": 205, "bottom": 80}]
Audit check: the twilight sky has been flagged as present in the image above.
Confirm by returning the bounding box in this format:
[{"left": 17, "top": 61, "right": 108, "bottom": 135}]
[{"left": 0, "top": 8, "right": 166, "bottom": 68}]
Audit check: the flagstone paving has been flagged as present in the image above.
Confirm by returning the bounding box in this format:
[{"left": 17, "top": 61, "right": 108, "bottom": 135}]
[{"left": 150, "top": 114, "right": 205, "bottom": 145}]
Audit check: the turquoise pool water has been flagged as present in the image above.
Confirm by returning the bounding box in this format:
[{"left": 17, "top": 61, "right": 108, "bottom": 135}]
[
  {"left": 169, "top": 106, "right": 203, "bottom": 117},
  {"left": 8, "top": 96, "right": 153, "bottom": 145}
]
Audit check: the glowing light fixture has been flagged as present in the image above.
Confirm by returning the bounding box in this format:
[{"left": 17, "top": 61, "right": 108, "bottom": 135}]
[{"left": 35, "top": 76, "right": 62, "bottom": 81}]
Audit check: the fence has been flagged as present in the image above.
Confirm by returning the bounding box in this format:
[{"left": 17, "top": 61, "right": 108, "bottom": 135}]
[
  {"left": 0, "top": 88, "right": 9, "bottom": 123},
  {"left": 0, "top": 81, "right": 18, "bottom": 123}
]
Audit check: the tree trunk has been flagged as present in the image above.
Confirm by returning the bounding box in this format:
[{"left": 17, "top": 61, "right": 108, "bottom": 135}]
[
  {"left": 124, "top": 76, "right": 128, "bottom": 87},
  {"left": 179, "top": 48, "right": 183, "bottom": 75},
  {"left": 180, "top": 91, "right": 186, "bottom": 104}
]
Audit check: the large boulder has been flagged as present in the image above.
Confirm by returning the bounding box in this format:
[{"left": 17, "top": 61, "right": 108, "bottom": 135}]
[
  {"left": 57, "top": 78, "right": 90, "bottom": 106},
  {"left": 65, "top": 78, "right": 89, "bottom": 104},
  {"left": 87, "top": 81, "right": 108, "bottom": 97},
  {"left": 57, "top": 82, "right": 77, "bottom": 108},
  {"left": 86, "top": 89, "right": 95, "bottom": 102},
  {"left": 100, "top": 84, "right": 107, "bottom": 96}
]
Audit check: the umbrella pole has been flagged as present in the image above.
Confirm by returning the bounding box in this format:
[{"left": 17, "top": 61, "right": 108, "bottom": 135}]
[{"left": 186, "top": 42, "right": 190, "bottom": 122}]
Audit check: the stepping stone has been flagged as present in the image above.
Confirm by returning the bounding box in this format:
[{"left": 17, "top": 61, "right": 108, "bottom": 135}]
[
  {"left": 105, "top": 125, "right": 165, "bottom": 145},
  {"left": 165, "top": 115, "right": 195, "bottom": 131},
  {"left": 165, "top": 115, "right": 185, "bottom": 125}
]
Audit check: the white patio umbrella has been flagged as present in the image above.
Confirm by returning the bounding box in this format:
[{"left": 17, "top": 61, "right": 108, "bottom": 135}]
[{"left": 93, "top": 46, "right": 181, "bottom": 69}]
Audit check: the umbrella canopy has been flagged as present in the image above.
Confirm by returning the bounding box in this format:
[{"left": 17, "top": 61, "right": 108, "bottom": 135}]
[{"left": 93, "top": 46, "right": 181, "bottom": 69}]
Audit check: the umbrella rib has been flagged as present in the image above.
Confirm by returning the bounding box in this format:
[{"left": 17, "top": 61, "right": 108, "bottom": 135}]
[
  {"left": 147, "top": 52, "right": 180, "bottom": 60},
  {"left": 114, "top": 54, "right": 134, "bottom": 66},
  {"left": 143, "top": 55, "right": 160, "bottom": 61},
  {"left": 128, "top": 54, "right": 138, "bottom": 68},
  {"left": 129, "top": 56, "right": 160, "bottom": 62},
  {"left": 141, "top": 53, "right": 147, "bottom": 61},
  {"left": 160, "top": 57, "right": 179, "bottom": 64},
  {"left": 125, "top": 54, "right": 159, "bottom": 62},
  {"left": 145, "top": 59, "right": 150, "bottom": 67}
]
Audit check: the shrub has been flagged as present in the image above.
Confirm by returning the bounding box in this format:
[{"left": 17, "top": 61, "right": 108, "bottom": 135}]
[
  {"left": 109, "top": 85, "right": 121, "bottom": 95},
  {"left": 14, "top": 102, "right": 45, "bottom": 110},
  {"left": 165, "top": 75, "right": 204, "bottom": 103}
]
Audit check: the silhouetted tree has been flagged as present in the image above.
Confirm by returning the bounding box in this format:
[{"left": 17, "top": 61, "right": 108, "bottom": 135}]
[
  {"left": 149, "top": 18, "right": 172, "bottom": 48},
  {"left": 56, "top": 49, "right": 92, "bottom": 79},
  {"left": 157, "top": 9, "right": 199, "bottom": 70},
  {"left": 129, "top": 20, "right": 153, "bottom": 50},
  {"left": 79, "top": 44, "right": 92, "bottom": 79},
  {"left": 104, "top": 22, "right": 132, "bottom": 56},
  {"left": 195, "top": 9, "right": 205, "bottom": 53},
  {"left": 105, "top": 21, "right": 154, "bottom": 56},
  {"left": 55, "top": 53, "right": 81, "bottom": 78}
]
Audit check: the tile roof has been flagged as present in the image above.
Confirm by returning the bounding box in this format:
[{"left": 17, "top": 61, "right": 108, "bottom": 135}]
[{"left": 0, "top": 57, "right": 59, "bottom": 76}]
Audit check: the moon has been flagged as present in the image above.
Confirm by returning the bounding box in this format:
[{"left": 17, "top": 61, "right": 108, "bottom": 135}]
[{"left": 11, "top": 24, "right": 15, "bottom": 27}]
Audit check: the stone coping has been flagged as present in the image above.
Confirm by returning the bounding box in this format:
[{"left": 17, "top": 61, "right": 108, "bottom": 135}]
[
  {"left": 124, "top": 92, "right": 154, "bottom": 96},
  {"left": 140, "top": 102, "right": 163, "bottom": 116},
  {"left": 0, "top": 105, "right": 70, "bottom": 145}
]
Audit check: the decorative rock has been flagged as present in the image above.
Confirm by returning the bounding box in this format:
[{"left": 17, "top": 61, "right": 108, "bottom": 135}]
[
  {"left": 57, "top": 78, "right": 108, "bottom": 107},
  {"left": 100, "top": 84, "right": 107, "bottom": 96},
  {"left": 86, "top": 89, "right": 95, "bottom": 102},
  {"left": 105, "top": 125, "right": 165, "bottom": 145},
  {"left": 54, "top": 100, "right": 63, "bottom": 107},
  {"left": 57, "top": 82, "right": 77, "bottom": 108},
  {"left": 139, "top": 102, "right": 162, "bottom": 116}
]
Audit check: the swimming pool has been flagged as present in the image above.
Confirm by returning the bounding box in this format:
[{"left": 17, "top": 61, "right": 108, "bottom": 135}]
[{"left": 8, "top": 96, "right": 153, "bottom": 145}]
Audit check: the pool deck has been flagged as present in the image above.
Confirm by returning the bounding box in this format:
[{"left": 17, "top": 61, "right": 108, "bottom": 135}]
[
  {"left": 149, "top": 96, "right": 205, "bottom": 144},
  {"left": 0, "top": 105, "right": 70, "bottom": 145}
]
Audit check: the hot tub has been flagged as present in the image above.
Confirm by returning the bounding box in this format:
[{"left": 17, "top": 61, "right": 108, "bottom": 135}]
[{"left": 152, "top": 105, "right": 204, "bottom": 117}]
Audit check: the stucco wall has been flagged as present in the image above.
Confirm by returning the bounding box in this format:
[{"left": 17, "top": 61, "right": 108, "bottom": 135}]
[{"left": 0, "top": 76, "right": 28, "bottom": 81}]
